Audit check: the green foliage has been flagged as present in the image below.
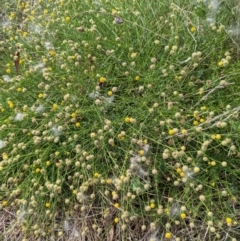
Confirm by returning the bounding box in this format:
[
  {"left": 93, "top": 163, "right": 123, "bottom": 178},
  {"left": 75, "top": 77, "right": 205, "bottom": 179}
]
[{"left": 0, "top": 0, "right": 240, "bottom": 240}]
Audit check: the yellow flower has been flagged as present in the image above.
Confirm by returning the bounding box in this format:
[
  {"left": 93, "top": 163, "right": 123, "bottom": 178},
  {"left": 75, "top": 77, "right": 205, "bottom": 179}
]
[
  {"left": 165, "top": 208, "right": 170, "bottom": 215},
  {"left": 165, "top": 232, "right": 172, "bottom": 239},
  {"left": 226, "top": 217, "right": 232, "bottom": 225},
  {"left": 114, "top": 217, "right": 119, "bottom": 223},
  {"left": 72, "top": 190, "right": 77, "bottom": 195},
  {"left": 210, "top": 160, "right": 216, "bottom": 166},
  {"left": 181, "top": 129, "right": 187, "bottom": 135},
  {"left": 180, "top": 213, "right": 186, "bottom": 219},
  {"left": 107, "top": 91, "right": 113, "bottom": 96},
  {"left": 114, "top": 203, "right": 120, "bottom": 208},
  {"left": 150, "top": 203, "right": 155, "bottom": 209},
  {"left": 75, "top": 122, "right": 81, "bottom": 127},
  {"left": 7, "top": 100, "right": 14, "bottom": 108},
  {"left": 131, "top": 52, "right": 137, "bottom": 58},
  {"left": 65, "top": 16, "right": 70, "bottom": 22},
  {"left": 49, "top": 50, "right": 55, "bottom": 56},
  {"left": 9, "top": 12, "right": 15, "bottom": 19},
  {"left": 2, "top": 201, "right": 8, "bottom": 207},
  {"left": 106, "top": 178, "right": 111, "bottom": 184},
  {"left": 68, "top": 55, "right": 75, "bottom": 60},
  {"left": 71, "top": 112, "right": 77, "bottom": 118},
  {"left": 193, "top": 120, "right": 199, "bottom": 126},
  {"left": 190, "top": 26, "right": 196, "bottom": 32},
  {"left": 99, "top": 77, "right": 106, "bottom": 83},
  {"left": 215, "top": 134, "right": 221, "bottom": 140},
  {"left": 29, "top": 15, "right": 34, "bottom": 21},
  {"left": 45, "top": 202, "right": 50, "bottom": 208},
  {"left": 218, "top": 61, "right": 223, "bottom": 67},
  {"left": 94, "top": 172, "right": 99, "bottom": 178},
  {"left": 135, "top": 76, "right": 140, "bottom": 81},
  {"left": 117, "top": 134, "right": 125, "bottom": 140},
  {"left": 176, "top": 168, "right": 182, "bottom": 173},
  {"left": 180, "top": 172, "right": 185, "bottom": 177},
  {"left": 38, "top": 93, "right": 43, "bottom": 98},
  {"left": 194, "top": 167, "right": 200, "bottom": 173},
  {"left": 2, "top": 153, "right": 8, "bottom": 160},
  {"left": 52, "top": 103, "right": 58, "bottom": 110},
  {"left": 22, "top": 105, "right": 27, "bottom": 112},
  {"left": 198, "top": 88, "right": 204, "bottom": 95},
  {"left": 22, "top": 32, "right": 28, "bottom": 38},
  {"left": 6, "top": 68, "right": 11, "bottom": 74},
  {"left": 35, "top": 168, "right": 41, "bottom": 173},
  {"left": 138, "top": 150, "right": 145, "bottom": 156},
  {"left": 168, "top": 129, "right": 175, "bottom": 135},
  {"left": 46, "top": 161, "right": 51, "bottom": 166},
  {"left": 125, "top": 117, "right": 130, "bottom": 123}
]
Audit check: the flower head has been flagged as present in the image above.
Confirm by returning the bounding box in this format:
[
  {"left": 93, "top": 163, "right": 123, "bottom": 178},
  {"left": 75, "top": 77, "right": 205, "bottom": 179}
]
[
  {"left": 190, "top": 26, "right": 196, "bottom": 32},
  {"left": 99, "top": 77, "right": 106, "bottom": 83},
  {"left": 65, "top": 16, "right": 71, "bottom": 22},
  {"left": 165, "top": 232, "right": 172, "bottom": 239},
  {"left": 131, "top": 52, "right": 137, "bottom": 58},
  {"left": 226, "top": 217, "right": 232, "bottom": 225},
  {"left": 45, "top": 202, "right": 50, "bottom": 208}
]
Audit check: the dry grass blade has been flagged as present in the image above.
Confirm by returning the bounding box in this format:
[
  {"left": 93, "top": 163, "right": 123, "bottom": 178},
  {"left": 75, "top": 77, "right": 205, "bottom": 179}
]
[{"left": 107, "top": 226, "right": 114, "bottom": 241}]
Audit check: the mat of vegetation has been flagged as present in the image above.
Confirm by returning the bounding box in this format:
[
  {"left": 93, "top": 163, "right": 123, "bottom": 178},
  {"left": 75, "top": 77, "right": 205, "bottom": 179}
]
[{"left": 1, "top": 0, "right": 240, "bottom": 240}]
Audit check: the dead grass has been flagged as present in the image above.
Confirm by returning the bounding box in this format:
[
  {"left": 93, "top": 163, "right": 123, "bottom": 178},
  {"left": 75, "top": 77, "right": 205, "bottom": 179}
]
[
  {"left": 1, "top": 206, "right": 240, "bottom": 240},
  {"left": 0, "top": 208, "right": 25, "bottom": 241}
]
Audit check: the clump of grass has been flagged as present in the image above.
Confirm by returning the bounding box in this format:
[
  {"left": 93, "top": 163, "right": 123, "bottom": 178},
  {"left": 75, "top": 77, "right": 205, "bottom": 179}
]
[{"left": 0, "top": 0, "right": 240, "bottom": 240}]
